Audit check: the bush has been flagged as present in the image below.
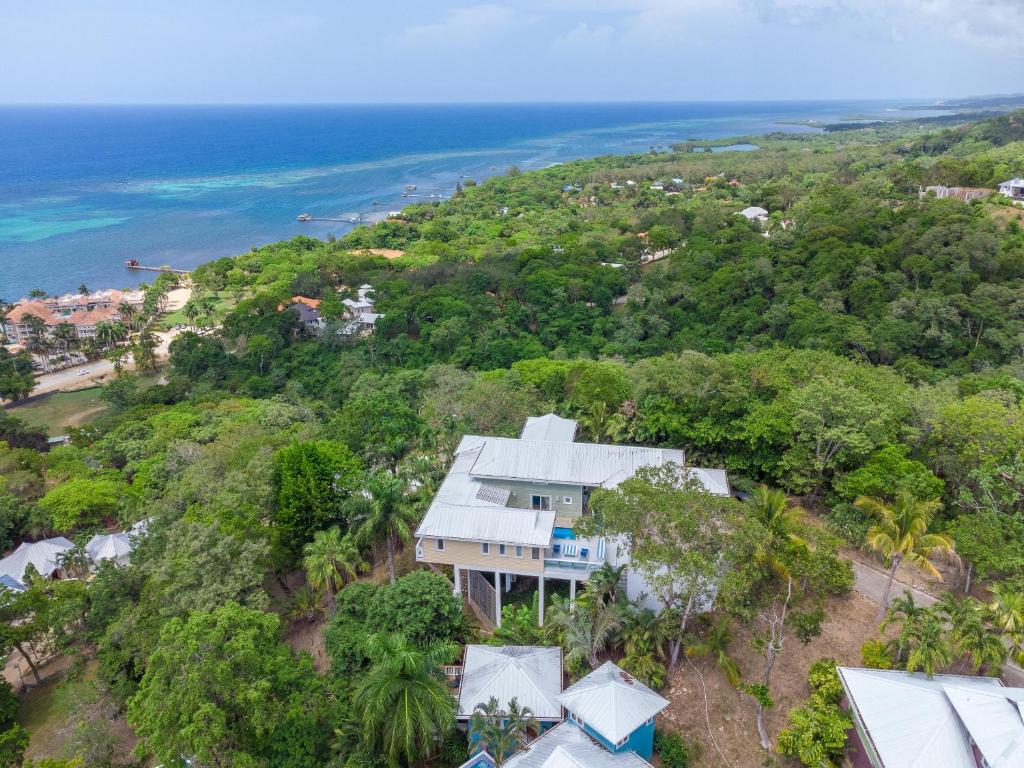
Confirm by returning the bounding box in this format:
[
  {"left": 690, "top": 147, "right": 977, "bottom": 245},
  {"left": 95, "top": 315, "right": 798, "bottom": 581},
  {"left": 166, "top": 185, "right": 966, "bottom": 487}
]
[
  {"left": 654, "top": 730, "right": 699, "bottom": 768},
  {"left": 366, "top": 571, "right": 464, "bottom": 647},
  {"left": 860, "top": 639, "right": 895, "bottom": 670},
  {"left": 807, "top": 658, "right": 844, "bottom": 703},
  {"left": 776, "top": 658, "right": 852, "bottom": 767}
]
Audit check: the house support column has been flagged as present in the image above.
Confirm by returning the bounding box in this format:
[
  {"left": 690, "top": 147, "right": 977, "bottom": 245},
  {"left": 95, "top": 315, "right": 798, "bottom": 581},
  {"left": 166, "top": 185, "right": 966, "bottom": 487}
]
[
  {"left": 453, "top": 566, "right": 461, "bottom": 596},
  {"left": 538, "top": 576, "right": 545, "bottom": 627},
  {"left": 505, "top": 573, "right": 512, "bottom": 592},
  {"left": 494, "top": 570, "right": 502, "bottom": 628},
  {"left": 570, "top": 578, "right": 576, "bottom": 612}
]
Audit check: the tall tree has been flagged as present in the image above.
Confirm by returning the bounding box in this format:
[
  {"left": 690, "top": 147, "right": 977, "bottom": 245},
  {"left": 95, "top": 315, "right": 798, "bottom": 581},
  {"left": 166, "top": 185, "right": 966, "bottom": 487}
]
[
  {"left": 352, "top": 633, "right": 456, "bottom": 766},
  {"left": 349, "top": 471, "right": 419, "bottom": 584},
  {"left": 857, "top": 490, "right": 958, "bottom": 620},
  {"left": 468, "top": 696, "right": 539, "bottom": 765}
]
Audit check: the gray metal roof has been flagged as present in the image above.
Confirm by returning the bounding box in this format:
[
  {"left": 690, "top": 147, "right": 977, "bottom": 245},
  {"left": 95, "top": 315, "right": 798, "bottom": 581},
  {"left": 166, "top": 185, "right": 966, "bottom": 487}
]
[
  {"left": 467, "top": 436, "right": 728, "bottom": 494},
  {"left": 417, "top": 504, "right": 554, "bottom": 547},
  {"left": 521, "top": 414, "right": 577, "bottom": 443},
  {"left": 458, "top": 645, "right": 563, "bottom": 721},
  {"left": 838, "top": 667, "right": 1008, "bottom": 768},
  {"left": 942, "top": 684, "right": 1024, "bottom": 767},
  {"left": 86, "top": 533, "right": 134, "bottom": 566},
  {"left": 503, "top": 721, "right": 653, "bottom": 768},
  {"left": 0, "top": 575, "right": 25, "bottom": 592},
  {"left": 0, "top": 537, "right": 75, "bottom": 583},
  {"left": 556, "top": 662, "right": 668, "bottom": 745}
]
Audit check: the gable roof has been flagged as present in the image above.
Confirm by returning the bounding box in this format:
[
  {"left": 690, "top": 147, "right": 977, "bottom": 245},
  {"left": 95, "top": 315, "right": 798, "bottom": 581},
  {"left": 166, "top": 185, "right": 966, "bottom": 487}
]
[
  {"left": 417, "top": 504, "right": 554, "bottom": 547},
  {"left": 0, "top": 537, "right": 75, "bottom": 584},
  {"left": 86, "top": 533, "right": 134, "bottom": 566},
  {"left": 557, "top": 662, "right": 668, "bottom": 745},
  {"left": 458, "top": 645, "right": 563, "bottom": 720},
  {"left": 467, "top": 436, "right": 728, "bottom": 494},
  {"left": 941, "top": 684, "right": 1024, "bottom": 767},
  {"left": 738, "top": 206, "right": 768, "bottom": 219},
  {"left": 838, "top": 667, "right": 1009, "bottom": 768},
  {"left": 521, "top": 414, "right": 577, "bottom": 443},
  {"left": 503, "top": 721, "right": 653, "bottom": 768}
]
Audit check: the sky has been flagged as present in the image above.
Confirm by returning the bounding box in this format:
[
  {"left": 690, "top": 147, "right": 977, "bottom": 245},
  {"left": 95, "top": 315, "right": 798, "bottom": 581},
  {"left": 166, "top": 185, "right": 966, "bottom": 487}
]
[{"left": 0, "top": 0, "right": 1018, "bottom": 103}]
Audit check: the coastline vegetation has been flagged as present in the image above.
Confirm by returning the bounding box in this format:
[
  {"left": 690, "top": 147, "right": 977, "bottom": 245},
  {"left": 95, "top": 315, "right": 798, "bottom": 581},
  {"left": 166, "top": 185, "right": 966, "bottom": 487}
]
[{"left": 0, "top": 110, "right": 1022, "bottom": 766}]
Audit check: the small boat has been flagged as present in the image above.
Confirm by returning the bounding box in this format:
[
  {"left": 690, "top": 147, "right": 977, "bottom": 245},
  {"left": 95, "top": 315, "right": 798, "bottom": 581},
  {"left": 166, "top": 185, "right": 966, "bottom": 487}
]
[
  {"left": 296, "top": 213, "right": 312, "bottom": 222},
  {"left": 404, "top": 184, "right": 417, "bottom": 192},
  {"left": 124, "top": 259, "right": 140, "bottom": 267}
]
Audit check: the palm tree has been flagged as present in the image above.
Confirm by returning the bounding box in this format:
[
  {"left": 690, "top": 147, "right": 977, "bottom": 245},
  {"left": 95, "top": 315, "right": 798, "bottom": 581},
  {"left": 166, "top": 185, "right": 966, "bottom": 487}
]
[
  {"left": 353, "top": 633, "right": 457, "bottom": 766},
  {"left": 50, "top": 321, "right": 78, "bottom": 358},
  {"left": 937, "top": 594, "right": 1007, "bottom": 675},
  {"left": 24, "top": 315, "right": 52, "bottom": 372},
  {"left": 685, "top": 615, "right": 741, "bottom": 687},
  {"left": 577, "top": 401, "right": 625, "bottom": 443},
  {"left": 903, "top": 610, "right": 953, "bottom": 678},
  {"left": 182, "top": 299, "right": 200, "bottom": 330},
  {"left": 746, "top": 485, "right": 805, "bottom": 578},
  {"left": 349, "top": 471, "right": 420, "bottom": 584},
  {"left": 468, "top": 696, "right": 539, "bottom": 765},
  {"left": 856, "top": 491, "right": 958, "bottom": 620},
  {"left": 620, "top": 603, "right": 667, "bottom": 659},
  {"left": 302, "top": 527, "right": 367, "bottom": 615},
  {"left": 118, "top": 301, "right": 138, "bottom": 330},
  {"left": 95, "top": 320, "right": 127, "bottom": 350},
  {"left": 552, "top": 602, "right": 620, "bottom": 669},
  {"left": 988, "top": 583, "right": 1024, "bottom": 663},
  {"left": 585, "top": 563, "right": 627, "bottom": 605}
]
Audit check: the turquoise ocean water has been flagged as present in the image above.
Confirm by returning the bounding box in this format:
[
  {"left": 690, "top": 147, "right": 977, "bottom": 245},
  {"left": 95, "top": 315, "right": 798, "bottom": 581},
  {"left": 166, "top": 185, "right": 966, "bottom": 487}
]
[{"left": 0, "top": 101, "right": 940, "bottom": 299}]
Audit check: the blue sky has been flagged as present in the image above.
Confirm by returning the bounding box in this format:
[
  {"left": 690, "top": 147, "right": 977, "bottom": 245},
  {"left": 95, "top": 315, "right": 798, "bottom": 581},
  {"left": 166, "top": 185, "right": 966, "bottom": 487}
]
[{"left": 0, "top": 0, "right": 1016, "bottom": 103}]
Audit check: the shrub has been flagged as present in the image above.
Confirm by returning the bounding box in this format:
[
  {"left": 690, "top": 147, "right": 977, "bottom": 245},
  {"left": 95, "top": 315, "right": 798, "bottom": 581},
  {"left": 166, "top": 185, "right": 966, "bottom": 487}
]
[
  {"left": 366, "top": 570, "right": 464, "bottom": 647},
  {"left": 807, "top": 658, "right": 844, "bottom": 703},
  {"left": 654, "top": 730, "right": 699, "bottom": 768},
  {"left": 860, "top": 638, "right": 895, "bottom": 670},
  {"left": 776, "top": 658, "right": 852, "bottom": 767}
]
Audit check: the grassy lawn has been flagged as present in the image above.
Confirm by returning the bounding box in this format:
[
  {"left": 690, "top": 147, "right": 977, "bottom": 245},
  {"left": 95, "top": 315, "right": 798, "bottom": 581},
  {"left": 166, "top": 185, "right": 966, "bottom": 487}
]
[
  {"left": 156, "top": 292, "right": 237, "bottom": 331},
  {"left": 9, "top": 388, "right": 107, "bottom": 435},
  {"left": 7, "top": 373, "right": 165, "bottom": 435}
]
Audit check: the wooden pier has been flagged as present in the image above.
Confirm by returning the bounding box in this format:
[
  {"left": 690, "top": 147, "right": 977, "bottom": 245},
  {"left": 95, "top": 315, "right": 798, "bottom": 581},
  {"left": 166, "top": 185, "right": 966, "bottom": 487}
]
[{"left": 124, "top": 260, "right": 190, "bottom": 275}]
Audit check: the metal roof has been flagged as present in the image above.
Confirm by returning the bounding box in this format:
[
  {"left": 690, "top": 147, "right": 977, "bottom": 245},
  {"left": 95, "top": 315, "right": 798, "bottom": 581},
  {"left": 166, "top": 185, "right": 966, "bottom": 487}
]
[
  {"left": 417, "top": 504, "right": 555, "bottom": 547},
  {"left": 503, "top": 721, "right": 653, "bottom": 768},
  {"left": 942, "top": 684, "right": 1024, "bottom": 767},
  {"left": 458, "top": 645, "right": 563, "bottom": 720},
  {"left": 556, "top": 662, "right": 668, "bottom": 745},
  {"left": 838, "top": 667, "right": 1007, "bottom": 768},
  {"left": 0, "top": 537, "right": 75, "bottom": 583},
  {"left": 86, "top": 533, "right": 134, "bottom": 567},
  {"left": 0, "top": 575, "right": 25, "bottom": 593},
  {"left": 521, "top": 414, "right": 578, "bottom": 443}
]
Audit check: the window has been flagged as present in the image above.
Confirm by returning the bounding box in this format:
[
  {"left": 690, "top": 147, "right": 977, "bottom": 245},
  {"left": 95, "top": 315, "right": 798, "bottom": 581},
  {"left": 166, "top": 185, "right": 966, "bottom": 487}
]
[
  {"left": 644, "top": 717, "right": 654, "bottom": 726},
  {"left": 436, "top": 539, "right": 445, "bottom": 551},
  {"left": 531, "top": 547, "right": 540, "bottom": 560},
  {"left": 515, "top": 546, "right": 524, "bottom": 558},
  {"left": 498, "top": 544, "right": 507, "bottom": 556},
  {"left": 531, "top": 495, "right": 551, "bottom": 511},
  {"left": 481, "top": 543, "right": 490, "bottom": 555},
  {"left": 616, "top": 736, "right": 628, "bottom": 748},
  {"left": 563, "top": 496, "right": 573, "bottom": 504}
]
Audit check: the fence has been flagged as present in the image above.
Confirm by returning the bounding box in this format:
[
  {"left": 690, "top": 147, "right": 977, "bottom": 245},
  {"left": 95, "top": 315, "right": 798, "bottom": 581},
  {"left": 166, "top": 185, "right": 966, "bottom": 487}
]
[{"left": 467, "top": 569, "right": 497, "bottom": 628}]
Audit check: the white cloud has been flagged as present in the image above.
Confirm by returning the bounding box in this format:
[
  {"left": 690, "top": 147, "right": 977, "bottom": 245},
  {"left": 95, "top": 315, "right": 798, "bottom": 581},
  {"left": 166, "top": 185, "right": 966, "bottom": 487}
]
[
  {"left": 391, "top": 5, "right": 535, "bottom": 47},
  {"left": 552, "top": 21, "right": 616, "bottom": 49}
]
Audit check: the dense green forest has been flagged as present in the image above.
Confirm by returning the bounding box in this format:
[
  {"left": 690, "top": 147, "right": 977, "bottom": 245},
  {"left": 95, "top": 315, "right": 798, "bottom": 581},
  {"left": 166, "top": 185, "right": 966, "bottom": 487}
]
[{"left": 0, "top": 110, "right": 1022, "bottom": 767}]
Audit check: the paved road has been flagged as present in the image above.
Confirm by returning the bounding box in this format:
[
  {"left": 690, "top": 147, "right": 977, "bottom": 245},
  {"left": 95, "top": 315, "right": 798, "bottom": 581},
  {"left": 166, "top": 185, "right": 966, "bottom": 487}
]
[{"left": 851, "top": 559, "right": 1024, "bottom": 685}]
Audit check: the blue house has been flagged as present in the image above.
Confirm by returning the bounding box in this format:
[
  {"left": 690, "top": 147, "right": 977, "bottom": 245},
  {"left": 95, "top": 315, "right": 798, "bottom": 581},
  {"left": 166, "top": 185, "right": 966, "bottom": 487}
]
[{"left": 556, "top": 661, "right": 669, "bottom": 761}]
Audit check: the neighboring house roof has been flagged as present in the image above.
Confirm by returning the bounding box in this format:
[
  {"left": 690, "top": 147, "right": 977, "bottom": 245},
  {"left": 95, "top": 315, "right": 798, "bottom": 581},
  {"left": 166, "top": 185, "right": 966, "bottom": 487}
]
[
  {"left": 943, "top": 684, "right": 1024, "bottom": 767},
  {"left": 458, "top": 753, "right": 497, "bottom": 768},
  {"left": 0, "top": 575, "right": 26, "bottom": 593},
  {"left": 557, "top": 662, "right": 668, "bottom": 746},
  {"left": 289, "top": 295, "right": 321, "bottom": 309},
  {"left": 86, "top": 533, "right": 134, "bottom": 567},
  {"left": 838, "top": 667, "right": 1011, "bottom": 768},
  {"left": 458, "top": 645, "right": 563, "bottom": 720},
  {"left": 417, "top": 504, "right": 555, "bottom": 547},
  {"left": 503, "top": 721, "right": 653, "bottom": 768},
  {"left": 0, "top": 537, "right": 75, "bottom": 583},
  {"left": 288, "top": 303, "right": 322, "bottom": 324},
  {"left": 521, "top": 414, "right": 577, "bottom": 443},
  {"left": 4, "top": 302, "right": 54, "bottom": 324},
  {"left": 1000, "top": 178, "right": 1024, "bottom": 187},
  {"left": 738, "top": 206, "right": 769, "bottom": 219},
  {"left": 357, "top": 312, "right": 380, "bottom": 325},
  {"left": 467, "top": 436, "right": 728, "bottom": 494},
  {"left": 342, "top": 298, "right": 374, "bottom": 311}
]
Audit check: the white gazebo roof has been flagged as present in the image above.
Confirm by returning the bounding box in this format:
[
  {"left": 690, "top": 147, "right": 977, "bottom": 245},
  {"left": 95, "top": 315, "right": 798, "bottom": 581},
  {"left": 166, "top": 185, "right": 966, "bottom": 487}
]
[
  {"left": 458, "top": 645, "right": 563, "bottom": 720},
  {"left": 0, "top": 537, "right": 75, "bottom": 585},
  {"left": 556, "top": 661, "right": 668, "bottom": 745},
  {"left": 86, "top": 532, "right": 134, "bottom": 566}
]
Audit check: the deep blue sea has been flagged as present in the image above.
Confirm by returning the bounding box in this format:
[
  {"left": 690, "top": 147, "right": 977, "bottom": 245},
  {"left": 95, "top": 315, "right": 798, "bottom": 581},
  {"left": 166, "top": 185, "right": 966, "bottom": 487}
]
[{"left": 0, "top": 101, "right": 942, "bottom": 299}]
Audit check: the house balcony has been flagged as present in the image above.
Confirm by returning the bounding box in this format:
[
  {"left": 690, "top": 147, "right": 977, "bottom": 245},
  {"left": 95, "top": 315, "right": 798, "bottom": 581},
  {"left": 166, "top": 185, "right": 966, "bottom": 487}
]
[{"left": 542, "top": 535, "right": 609, "bottom": 579}]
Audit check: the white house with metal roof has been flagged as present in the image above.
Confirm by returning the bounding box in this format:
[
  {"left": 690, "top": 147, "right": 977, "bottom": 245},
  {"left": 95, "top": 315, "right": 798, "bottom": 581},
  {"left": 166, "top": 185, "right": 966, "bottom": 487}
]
[
  {"left": 838, "top": 666, "right": 1024, "bottom": 768},
  {"left": 457, "top": 645, "right": 563, "bottom": 724},
  {"left": 998, "top": 178, "right": 1024, "bottom": 202},
  {"left": 415, "top": 414, "right": 730, "bottom": 627},
  {"left": 0, "top": 537, "right": 75, "bottom": 591}
]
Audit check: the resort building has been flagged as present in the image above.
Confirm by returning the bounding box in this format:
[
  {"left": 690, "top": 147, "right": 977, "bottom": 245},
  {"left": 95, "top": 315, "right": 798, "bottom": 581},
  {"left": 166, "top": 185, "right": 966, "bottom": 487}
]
[
  {"left": 837, "top": 666, "right": 1024, "bottom": 768},
  {"left": 414, "top": 414, "right": 730, "bottom": 627},
  {"left": 998, "top": 178, "right": 1024, "bottom": 203},
  {"left": 459, "top": 660, "right": 668, "bottom": 768},
  {"left": 2, "top": 288, "right": 145, "bottom": 344}
]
